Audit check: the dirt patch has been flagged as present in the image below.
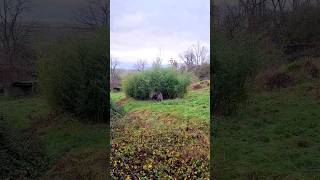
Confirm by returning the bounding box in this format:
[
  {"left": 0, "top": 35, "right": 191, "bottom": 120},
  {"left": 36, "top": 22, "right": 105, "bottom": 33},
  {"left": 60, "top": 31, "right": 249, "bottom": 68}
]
[
  {"left": 190, "top": 80, "right": 210, "bottom": 91},
  {"left": 27, "top": 112, "right": 59, "bottom": 135},
  {"left": 255, "top": 65, "right": 295, "bottom": 91},
  {"left": 303, "top": 60, "right": 319, "bottom": 79},
  {"left": 116, "top": 97, "right": 129, "bottom": 107}
]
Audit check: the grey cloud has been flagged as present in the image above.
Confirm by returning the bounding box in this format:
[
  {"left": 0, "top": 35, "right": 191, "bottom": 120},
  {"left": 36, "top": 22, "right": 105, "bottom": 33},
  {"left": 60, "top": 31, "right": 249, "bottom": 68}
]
[{"left": 111, "top": 0, "right": 210, "bottom": 68}]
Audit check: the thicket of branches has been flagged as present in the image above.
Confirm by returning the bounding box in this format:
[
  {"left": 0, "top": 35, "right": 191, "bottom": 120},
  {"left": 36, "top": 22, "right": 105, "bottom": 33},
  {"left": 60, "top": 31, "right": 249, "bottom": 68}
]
[
  {"left": 0, "top": 0, "right": 35, "bottom": 86},
  {"left": 76, "top": 0, "right": 109, "bottom": 30},
  {"left": 215, "top": 0, "right": 320, "bottom": 54},
  {"left": 178, "top": 42, "right": 210, "bottom": 79},
  {"left": 212, "top": 0, "right": 320, "bottom": 115}
]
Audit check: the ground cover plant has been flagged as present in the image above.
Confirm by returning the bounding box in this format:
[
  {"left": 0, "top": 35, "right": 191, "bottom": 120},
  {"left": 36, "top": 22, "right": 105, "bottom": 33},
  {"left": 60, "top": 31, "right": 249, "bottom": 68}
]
[
  {"left": 0, "top": 114, "right": 48, "bottom": 179},
  {"left": 111, "top": 80, "right": 210, "bottom": 179}
]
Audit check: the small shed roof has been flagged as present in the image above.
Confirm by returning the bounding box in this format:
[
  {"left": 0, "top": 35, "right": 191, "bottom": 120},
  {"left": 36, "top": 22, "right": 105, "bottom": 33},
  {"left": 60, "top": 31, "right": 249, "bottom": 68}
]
[{"left": 12, "top": 81, "right": 39, "bottom": 87}]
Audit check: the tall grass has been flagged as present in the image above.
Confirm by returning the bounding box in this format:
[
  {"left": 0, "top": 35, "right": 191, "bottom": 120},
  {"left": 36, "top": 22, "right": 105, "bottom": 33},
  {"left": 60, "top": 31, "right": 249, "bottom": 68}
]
[
  {"left": 122, "top": 68, "right": 191, "bottom": 100},
  {"left": 212, "top": 33, "right": 275, "bottom": 115},
  {"left": 38, "top": 28, "right": 109, "bottom": 122}
]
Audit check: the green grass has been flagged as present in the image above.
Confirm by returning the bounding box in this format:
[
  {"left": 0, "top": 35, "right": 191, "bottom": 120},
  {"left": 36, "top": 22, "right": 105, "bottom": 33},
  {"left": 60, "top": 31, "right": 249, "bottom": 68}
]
[
  {"left": 40, "top": 116, "right": 107, "bottom": 158},
  {"left": 0, "top": 96, "right": 49, "bottom": 129},
  {"left": 111, "top": 86, "right": 210, "bottom": 178},
  {"left": 0, "top": 96, "right": 107, "bottom": 177},
  {"left": 110, "top": 91, "right": 125, "bottom": 102},
  {"left": 111, "top": 87, "right": 210, "bottom": 122},
  {"left": 213, "top": 81, "right": 320, "bottom": 179}
]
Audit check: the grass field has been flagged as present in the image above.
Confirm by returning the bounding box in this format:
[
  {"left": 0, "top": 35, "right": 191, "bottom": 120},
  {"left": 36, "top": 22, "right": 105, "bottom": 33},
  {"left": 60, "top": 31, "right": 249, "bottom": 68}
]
[
  {"left": 0, "top": 96, "right": 107, "bottom": 179},
  {"left": 110, "top": 82, "right": 210, "bottom": 178},
  {"left": 213, "top": 75, "right": 320, "bottom": 179}
]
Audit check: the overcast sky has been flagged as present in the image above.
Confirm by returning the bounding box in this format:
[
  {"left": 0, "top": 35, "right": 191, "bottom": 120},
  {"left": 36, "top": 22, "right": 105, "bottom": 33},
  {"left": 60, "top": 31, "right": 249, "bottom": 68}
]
[
  {"left": 111, "top": 0, "right": 210, "bottom": 69},
  {"left": 26, "top": 0, "right": 87, "bottom": 24}
]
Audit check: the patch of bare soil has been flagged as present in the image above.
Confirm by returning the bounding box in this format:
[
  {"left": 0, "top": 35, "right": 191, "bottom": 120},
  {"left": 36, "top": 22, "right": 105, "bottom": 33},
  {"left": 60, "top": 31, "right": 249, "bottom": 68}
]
[
  {"left": 190, "top": 80, "right": 210, "bottom": 91},
  {"left": 27, "top": 112, "right": 60, "bottom": 136},
  {"left": 116, "top": 97, "right": 129, "bottom": 107}
]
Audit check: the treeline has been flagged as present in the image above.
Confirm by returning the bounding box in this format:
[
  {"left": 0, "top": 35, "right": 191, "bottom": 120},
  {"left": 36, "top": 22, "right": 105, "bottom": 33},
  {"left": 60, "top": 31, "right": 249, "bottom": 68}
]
[
  {"left": 212, "top": 0, "right": 320, "bottom": 115},
  {"left": 214, "top": 0, "right": 320, "bottom": 58},
  {"left": 111, "top": 43, "right": 210, "bottom": 91}
]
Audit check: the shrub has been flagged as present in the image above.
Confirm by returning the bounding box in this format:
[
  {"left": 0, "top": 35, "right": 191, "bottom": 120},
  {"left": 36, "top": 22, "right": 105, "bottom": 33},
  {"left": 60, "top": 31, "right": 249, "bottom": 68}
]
[
  {"left": 212, "top": 33, "right": 270, "bottom": 115},
  {"left": 122, "top": 68, "right": 191, "bottom": 100},
  {"left": 38, "top": 28, "right": 108, "bottom": 122}
]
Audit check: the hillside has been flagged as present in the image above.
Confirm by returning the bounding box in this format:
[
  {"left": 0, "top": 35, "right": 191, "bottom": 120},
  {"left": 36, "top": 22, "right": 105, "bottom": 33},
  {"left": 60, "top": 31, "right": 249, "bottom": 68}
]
[{"left": 213, "top": 58, "right": 320, "bottom": 179}]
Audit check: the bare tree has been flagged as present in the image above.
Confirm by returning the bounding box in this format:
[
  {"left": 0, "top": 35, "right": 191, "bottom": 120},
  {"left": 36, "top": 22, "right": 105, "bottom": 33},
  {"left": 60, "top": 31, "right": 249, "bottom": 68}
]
[
  {"left": 192, "top": 42, "right": 209, "bottom": 65},
  {"left": 152, "top": 57, "right": 162, "bottom": 68},
  {"left": 134, "top": 60, "right": 146, "bottom": 71},
  {"left": 0, "top": 0, "right": 31, "bottom": 64},
  {"left": 0, "top": 0, "right": 36, "bottom": 89},
  {"left": 218, "top": 4, "right": 244, "bottom": 39},
  {"left": 168, "top": 58, "right": 178, "bottom": 70},
  {"left": 152, "top": 49, "right": 163, "bottom": 68},
  {"left": 179, "top": 49, "right": 196, "bottom": 72},
  {"left": 110, "top": 56, "right": 120, "bottom": 89},
  {"left": 77, "top": 0, "right": 109, "bottom": 30},
  {"left": 179, "top": 42, "right": 209, "bottom": 73},
  {"left": 238, "top": 0, "right": 269, "bottom": 32}
]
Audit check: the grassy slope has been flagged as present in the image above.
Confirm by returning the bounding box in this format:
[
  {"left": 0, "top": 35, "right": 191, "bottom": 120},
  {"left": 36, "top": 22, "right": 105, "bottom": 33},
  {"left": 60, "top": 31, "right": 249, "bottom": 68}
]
[
  {"left": 0, "top": 96, "right": 49, "bottom": 129},
  {"left": 214, "top": 79, "right": 320, "bottom": 179},
  {"left": 111, "top": 85, "right": 210, "bottom": 178},
  {"left": 0, "top": 96, "right": 107, "bottom": 178},
  {"left": 111, "top": 87, "right": 210, "bottom": 122}
]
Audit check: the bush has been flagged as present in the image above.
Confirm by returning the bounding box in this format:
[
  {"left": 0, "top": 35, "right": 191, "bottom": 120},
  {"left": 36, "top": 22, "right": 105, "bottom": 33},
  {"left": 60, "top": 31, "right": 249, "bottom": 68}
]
[
  {"left": 122, "top": 68, "right": 191, "bottom": 100},
  {"left": 212, "top": 33, "right": 269, "bottom": 115},
  {"left": 38, "top": 28, "right": 109, "bottom": 122}
]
